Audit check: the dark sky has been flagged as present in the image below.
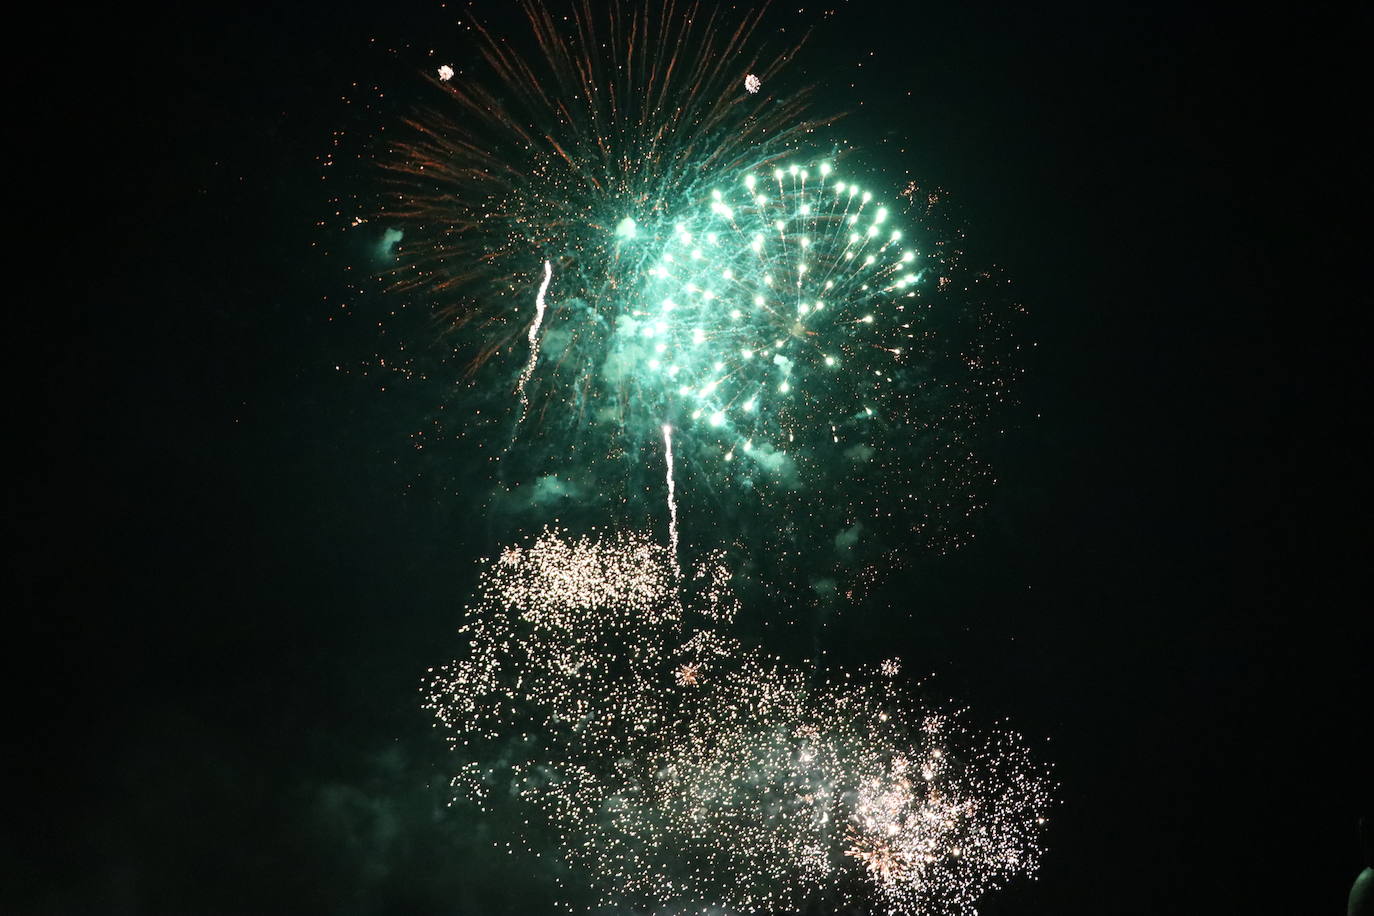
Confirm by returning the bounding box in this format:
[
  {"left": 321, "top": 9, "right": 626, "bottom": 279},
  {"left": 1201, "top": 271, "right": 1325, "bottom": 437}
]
[{"left": 11, "top": 1, "right": 1369, "bottom": 914}]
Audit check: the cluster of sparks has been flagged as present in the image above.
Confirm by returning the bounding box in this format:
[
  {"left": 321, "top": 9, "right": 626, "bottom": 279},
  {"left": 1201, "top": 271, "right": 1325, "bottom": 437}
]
[
  {"left": 603, "top": 161, "right": 927, "bottom": 473},
  {"left": 424, "top": 530, "right": 1052, "bottom": 915}
]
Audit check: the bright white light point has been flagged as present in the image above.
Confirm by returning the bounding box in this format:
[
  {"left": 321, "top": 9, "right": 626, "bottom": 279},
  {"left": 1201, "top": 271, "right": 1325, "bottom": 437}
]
[
  {"left": 655, "top": 342, "right": 667, "bottom": 353},
  {"left": 775, "top": 220, "right": 785, "bottom": 231},
  {"left": 706, "top": 232, "right": 719, "bottom": 244},
  {"left": 824, "top": 355, "right": 836, "bottom": 366},
  {"left": 849, "top": 215, "right": 860, "bottom": 226},
  {"left": 702, "top": 290, "right": 715, "bottom": 301},
  {"left": 779, "top": 381, "right": 790, "bottom": 393},
  {"left": 692, "top": 249, "right": 703, "bottom": 260},
  {"left": 903, "top": 251, "right": 915, "bottom": 262},
  {"left": 742, "top": 349, "right": 754, "bottom": 359},
  {"left": 867, "top": 225, "right": 879, "bottom": 237},
  {"left": 862, "top": 315, "right": 874, "bottom": 323},
  {"left": 753, "top": 295, "right": 764, "bottom": 306},
  {"left": 692, "top": 409, "right": 702, "bottom": 419},
  {"left": 876, "top": 207, "right": 888, "bottom": 223},
  {"left": 744, "top": 400, "right": 756, "bottom": 412},
  {"left": 724, "top": 451, "right": 733, "bottom": 460},
  {"left": 714, "top": 361, "right": 724, "bottom": 371},
  {"left": 820, "top": 162, "right": 832, "bottom": 176},
  {"left": 801, "top": 237, "right": 810, "bottom": 247},
  {"left": 774, "top": 168, "right": 784, "bottom": 180},
  {"left": 744, "top": 174, "right": 757, "bottom": 190},
  {"left": 710, "top": 412, "right": 724, "bottom": 426},
  {"left": 825, "top": 280, "right": 834, "bottom": 289},
  {"left": 664, "top": 253, "right": 675, "bottom": 263},
  {"left": 751, "top": 235, "right": 764, "bottom": 252},
  {"left": 722, "top": 269, "right": 733, "bottom": 280},
  {"left": 437, "top": 64, "right": 454, "bottom": 81},
  {"left": 800, "top": 204, "right": 811, "bottom": 216},
  {"left": 865, "top": 254, "right": 876, "bottom": 264},
  {"left": 693, "top": 328, "right": 706, "bottom": 343},
  {"left": 835, "top": 181, "right": 846, "bottom": 192},
  {"left": 798, "top": 303, "right": 810, "bottom": 314},
  {"left": 731, "top": 309, "right": 742, "bottom": 318},
  {"left": 648, "top": 358, "right": 660, "bottom": 369},
  {"left": 764, "top": 275, "right": 774, "bottom": 286},
  {"left": 755, "top": 194, "right": 768, "bottom": 205},
  {"left": 712, "top": 189, "right": 722, "bottom": 201},
  {"left": 662, "top": 298, "right": 676, "bottom": 310},
  {"left": 744, "top": 73, "right": 761, "bottom": 93},
  {"left": 615, "top": 216, "right": 637, "bottom": 239},
  {"left": 789, "top": 164, "right": 799, "bottom": 176},
  {"left": 814, "top": 301, "right": 824, "bottom": 310},
  {"left": 863, "top": 191, "right": 873, "bottom": 202},
  {"left": 891, "top": 230, "right": 902, "bottom": 240}
]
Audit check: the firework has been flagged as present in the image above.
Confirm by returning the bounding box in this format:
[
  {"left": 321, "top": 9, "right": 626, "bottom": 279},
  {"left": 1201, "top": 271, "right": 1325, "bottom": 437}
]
[
  {"left": 325, "top": 8, "right": 1051, "bottom": 907},
  {"left": 424, "top": 529, "right": 1052, "bottom": 915},
  {"left": 328, "top": 1, "right": 1021, "bottom": 593}
]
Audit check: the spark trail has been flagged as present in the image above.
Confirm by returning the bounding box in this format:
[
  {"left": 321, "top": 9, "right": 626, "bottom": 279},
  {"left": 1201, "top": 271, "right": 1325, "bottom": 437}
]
[
  {"left": 663, "top": 424, "right": 679, "bottom": 563},
  {"left": 515, "top": 259, "right": 553, "bottom": 424}
]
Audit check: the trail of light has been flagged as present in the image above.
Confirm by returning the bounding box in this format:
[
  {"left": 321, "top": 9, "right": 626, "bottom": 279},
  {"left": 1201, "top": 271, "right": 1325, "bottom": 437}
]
[
  {"left": 516, "top": 259, "right": 553, "bottom": 423},
  {"left": 662, "top": 423, "right": 679, "bottom": 562}
]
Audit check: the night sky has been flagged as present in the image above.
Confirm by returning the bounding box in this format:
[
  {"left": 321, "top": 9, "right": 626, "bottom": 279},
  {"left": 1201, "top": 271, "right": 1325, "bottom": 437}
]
[{"left": 12, "top": 1, "right": 1369, "bottom": 914}]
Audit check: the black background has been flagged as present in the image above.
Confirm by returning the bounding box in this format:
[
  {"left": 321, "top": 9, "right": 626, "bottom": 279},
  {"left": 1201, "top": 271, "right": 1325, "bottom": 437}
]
[{"left": 11, "top": 1, "right": 1369, "bottom": 913}]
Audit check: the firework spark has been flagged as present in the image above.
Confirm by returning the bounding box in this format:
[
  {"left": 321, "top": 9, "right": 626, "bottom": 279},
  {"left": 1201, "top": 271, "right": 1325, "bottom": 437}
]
[
  {"left": 663, "top": 423, "right": 680, "bottom": 563},
  {"left": 515, "top": 258, "right": 553, "bottom": 423}
]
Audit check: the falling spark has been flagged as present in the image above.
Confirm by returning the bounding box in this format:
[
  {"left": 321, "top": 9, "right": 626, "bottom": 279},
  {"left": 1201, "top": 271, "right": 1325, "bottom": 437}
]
[
  {"left": 663, "top": 424, "right": 679, "bottom": 562},
  {"left": 515, "top": 259, "right": 553, "bottom": 424}
]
